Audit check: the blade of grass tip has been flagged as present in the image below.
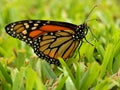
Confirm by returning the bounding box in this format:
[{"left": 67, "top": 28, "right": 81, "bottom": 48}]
[
  {"left": 99, "top": 44, "right": 113, "bottom": 79},
  {"left": 26, "top": 67, "right": 46, "bottom": 90},
  {"left": 12, "top": 67, "right": 25, "bottom": 90},
  {"left": 107, "top": 41, "right": 120, "bottom": 73},
  {"left": 55, "top": 76, "right": 67, "bottom": 90},
  {"left": 112, "top": 55, "right": 120, "bottom": 73},
  {"left": 59, "top": 58, "right": 76, "bottom": 82},
  {"left": 112, "top": 39, "right": 120, "bottom": 57},
  {"left": 75, "top": 63, "right": 81, "bottom": 89},
  {"left": 96, "top": 42, "right": 105, "bottom": 59},
  {"left": 36, "top": 74, "right": 46, "bottom": 90},
  {"left": 0, "top": 47, "right": 6, "bottom": 56},
  {"left": 74, "top": 63, "right": 83, "bottom": 89},
  {"left": 15, "top": 51, "right": 26, "bottom": 69},
  {"left": 79, "top": 62, "right": 100, "bottom": 90},
  {"left": 59, "top": 58, "right": 77, "bottom": 89},
  {"left": 41, "top": 61, "right": 57, "bottom": 79},
  {"left": 26, "top": 67, "right": 36, "bottom": 90},
  {"left": 95, "top": 77, "right": 118, "bottom": 90},
  {"left": 75, "top": 63, "right": 86, "bottom": 89},
  {"left": 0, "top": 63, "right": 12, "bottom": 85},
  {"left": 95, "top": 78, "right": 110, "bottom": 90}
]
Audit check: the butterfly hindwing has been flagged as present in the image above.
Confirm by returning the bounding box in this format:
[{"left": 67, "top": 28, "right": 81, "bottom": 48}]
[{"left": 32, "top": 30, "right": 79, "bottom": 65}]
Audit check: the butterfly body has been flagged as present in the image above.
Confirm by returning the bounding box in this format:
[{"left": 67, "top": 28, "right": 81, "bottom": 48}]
[{"left": 5, "top": 20, "right": 88, "bottom": 65}]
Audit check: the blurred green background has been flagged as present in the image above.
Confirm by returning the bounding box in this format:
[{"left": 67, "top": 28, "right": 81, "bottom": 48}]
[{"left": 0, "top": 0, "right": 120, "bottom": 90}]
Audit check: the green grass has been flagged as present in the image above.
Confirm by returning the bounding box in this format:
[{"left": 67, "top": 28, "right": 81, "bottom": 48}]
[{"left": 0, "top": 0, "right": 120, "bottom": 90}]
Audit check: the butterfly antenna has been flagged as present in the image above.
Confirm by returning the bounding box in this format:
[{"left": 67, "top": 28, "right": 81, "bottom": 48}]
[{"left": 84, "top": 5, "right": 97, "bottom": 23}]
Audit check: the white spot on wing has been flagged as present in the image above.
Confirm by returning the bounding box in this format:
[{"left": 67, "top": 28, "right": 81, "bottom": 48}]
[
  {"left": 23, "top": 36, "right": 26, "bottom": 38},
  {"left": 29, "top": 21, "right": 33, "bottom": 23},
  {"left": 46, "top": 21, "right": 50, "bottom": 24},
  {"left": 32, "top": 27, "right": 37, "bottom": 30},
  {"left": 36, "top": 21, "right": 41, "bottom": 23},
  {"left": 22, "top": 30, "right": 27, "bottom": 35},
  {"left": 24, "top": 23, "right": 29, "bottom": 28},
  {"left": 34, "top": 23, "right": 39, "bottom": 26},
  {"left": 43, "top": 23, "right": 46, "bottom": 25}
]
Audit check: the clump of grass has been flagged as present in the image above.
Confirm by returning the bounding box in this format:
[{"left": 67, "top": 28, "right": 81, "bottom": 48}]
[{"left": 0, "top": 0, "right": 120, "bottom": 90}]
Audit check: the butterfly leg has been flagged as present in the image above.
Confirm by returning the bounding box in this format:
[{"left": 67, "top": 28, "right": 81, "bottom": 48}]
[
  {"left": 77, "top": 41, "right": 83, "bottom": 60},
  {"left": 72, "top": 41, "right": 83, "bottom": 61}
]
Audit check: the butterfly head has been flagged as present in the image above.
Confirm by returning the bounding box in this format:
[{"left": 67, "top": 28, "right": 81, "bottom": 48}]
[
  {"left": 75, "top": 22, "right": 88, "bottom": 40},
  {"left": 82, "top": 22, "right": 88, "bottom": 32}
]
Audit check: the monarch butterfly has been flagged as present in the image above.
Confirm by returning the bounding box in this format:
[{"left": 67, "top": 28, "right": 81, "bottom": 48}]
[{"left": 5, "top": 6, "right": 96, "bottom": 66}]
